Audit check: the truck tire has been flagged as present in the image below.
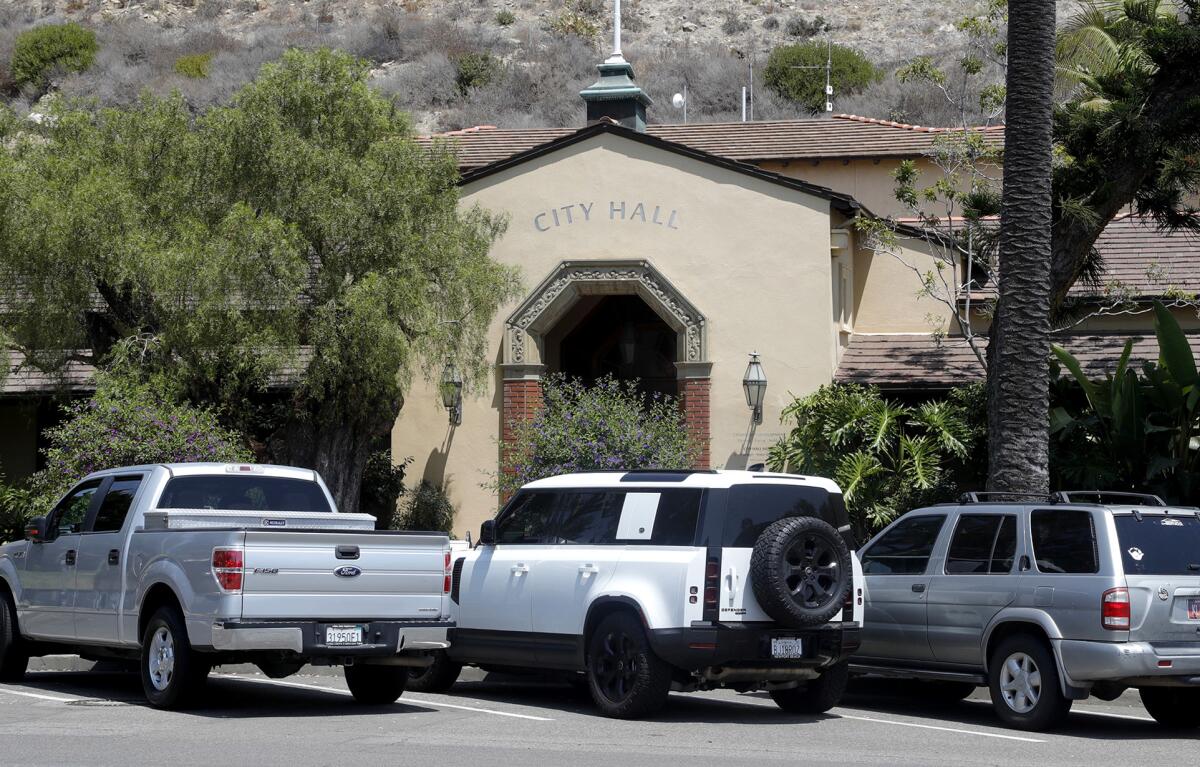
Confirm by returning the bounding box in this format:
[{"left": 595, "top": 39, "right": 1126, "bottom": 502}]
[
  {"left": 586, "top": 612, "right": 672, "bottom": 719},
  {"left": 750, "top": 516, "right": 852, "bottom": 629},
  {"left": 345, "top": 664, "right": 408, "bottom": 704},
  {"left": 140, "top": 606, "right": 209, "bottom": 709},
  {"left": 769, "top": 660, "right": 848, "bottom": 714},
  {"left": 1140, "top": 687, "right": 1200, "bottom": 730},
  {"left": 0, "top": 589, "right": 29, "bottom": 682},
  {"left": 406, "top": 651, "right": 462, "bottom": 693},
  {"left": 987, "top": 634, "right": 1071, "bottom": 731}
]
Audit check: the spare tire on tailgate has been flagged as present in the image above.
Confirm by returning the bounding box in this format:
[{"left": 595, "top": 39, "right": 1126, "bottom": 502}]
[{"left": 750, "top": 516, "right": 852, "bottom": 628}]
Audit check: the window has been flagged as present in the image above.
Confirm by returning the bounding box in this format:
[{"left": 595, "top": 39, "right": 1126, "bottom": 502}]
[
  {"left": 649, "top": 489, "right": 702, "bottom": 545},
  {"left": 547, "top": 489, "right": 703, "bottom": 546},
  {"left": 555, "top": 492, "right": 622, "bottom": 544},
  {"left": 157, "top": 476, "right": 332, "bottom": 513},
  {"left": 945, "top": 514, "right": 1017, "bottom": 574},
  {"left": 1114, "top": 514, "right": 1200, "bottom": 576},
  {"left": 91, "top": 476, "right": 144, "bottom": 533},
  {"left": 495, "top": 491, "right": 558, "bottom": 544},
  {"left": 861, "top": 515, "right": 946, "bottom": 575},
  {"left": 49, "top": 480, "right": 102, "bottom": 536},
  {"left": 723, "top": 484, "right": 843, "bottom": 548},
  {"left": 1031, "top": 509, "right": 1098, "bottom": 574}
]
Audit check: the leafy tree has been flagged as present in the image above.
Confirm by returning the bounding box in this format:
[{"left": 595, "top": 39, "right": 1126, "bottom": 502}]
[
  {"left": 763, "top": 42, "right": 878, "bottom": 114},
  {"left": 0, "top": 480, "right": 36, "bottom": 545},
  {"left": 0, "top": 49, "right": 521, "bottom": 512},
  {"left": 10, "top": 22, "right": 98, "bottom": 92},
  {"left": 768, "top": 383, "right": 985, "bottom": 540},
  {"left": 498, "top": 375, "right": 697, "bottom": 497},
  {"left": 394, "top": 478, "right": 456, "bottom": 534},
  {"left": 987, "top": 0, "right": 1057, "bottom": 495},
  {"left": 453, "top": 52, "right": 499, "bottom": 96}
]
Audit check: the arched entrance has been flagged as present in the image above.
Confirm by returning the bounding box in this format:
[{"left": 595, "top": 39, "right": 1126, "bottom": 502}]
[{"left": 500, "top": 260, "right": 711, "bottom": 468}]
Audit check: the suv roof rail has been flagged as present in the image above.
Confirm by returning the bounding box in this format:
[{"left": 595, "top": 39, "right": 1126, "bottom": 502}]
[
  {"left": 616, "top": 469, "right": 718, "bottom": 482},
  {"left": 1053, "top": 490, "right": 1167, "bottom": 507},
  {"left": 958, "top": 491, "right": 1057, "bottom": 504}
]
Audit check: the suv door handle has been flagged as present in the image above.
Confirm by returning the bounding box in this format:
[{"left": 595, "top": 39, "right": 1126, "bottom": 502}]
[
  {"left": 511, "top": 563, "right": 529, "bottom": 575},
  {"left": 911, "top": 583, "right": 926, "bottom": 593},
  {"left": 579, "top": 564, "right": 599, "bottom": 575},
  {"left": 108, "top": 549, "right": 120, "bottom": 566},
  {"left": 65, "top": 550, "right": 77, "bottom": 567}
]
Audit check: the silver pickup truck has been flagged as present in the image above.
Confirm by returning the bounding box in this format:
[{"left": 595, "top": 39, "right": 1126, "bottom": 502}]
[{"left": 0, "top": 463, "right": 453, "bottom": 708}]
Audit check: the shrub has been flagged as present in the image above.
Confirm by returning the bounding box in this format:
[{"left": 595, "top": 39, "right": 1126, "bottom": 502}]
[
  {"left": 174, "top": 52, "right": 214, "bottom": 79},
  {"left": 548, "top": 9, "right": 599, "bottom": 40},
  {"left": 0, "top": 479, "right": 36, "bottom": 545},
  {"left": 496, "top": 9, "right": 517, "bottom": 26},
  {"left": 721, "top": 13, "right": 750, "bottom": 36},
  {"left": 394, "top": 479, "right": 456, "bottom": 534},
  {"left": 785, "top": 14, "right": 829, "bottom": 38},
  {"left": 768, "top": 383, "right": 985, "bottom": 540},
  {"left": 10, "top": 22, "right": 99, "bottom": 90},
  {"left": 498, "top": 375, "right": 697, "bottom": 496},
  {"left": 764, "top": 41, "right": 879, "bottom": 114},
  {"left": 453, "top": 51, "right": 498, "bottom": 95},
  {"left": 359, "top": 449, "right": 410, "bottom": 525},
  {"left": 27, "top": 375, "right": 251, "bottom": 512},
  {"left": 763, "top": 16, "right": 780, "bottom": 31}
]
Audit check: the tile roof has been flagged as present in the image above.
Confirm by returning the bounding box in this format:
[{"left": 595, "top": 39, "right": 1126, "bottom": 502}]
[
  {"left": 418, "top": 114, "right": 1006, "bottom": 172},
  {"left": 1082, "top": 214, "right": 1200, "bottom": 299},
  {"left": 835, "top": 332, "right": 1200, "bottom": 389}
]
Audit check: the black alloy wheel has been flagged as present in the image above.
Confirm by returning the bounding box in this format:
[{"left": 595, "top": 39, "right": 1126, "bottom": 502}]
[
  {"left": 783, "top": 533, "right": 841, "bottom": 609},
  {"left": 586, "top": 612, "right": 671, "bottom": 719}
]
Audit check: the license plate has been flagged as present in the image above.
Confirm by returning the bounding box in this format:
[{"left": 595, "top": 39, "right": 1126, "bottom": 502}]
[
  {"left": 325, "top": 625, "right": 364, "bottom": 646},
  {"left": 771, "top": 638, "right": 804, "bottom": 659},
  {"left": 1189, "top": 599, "right": 1200, "bottom": 621}
]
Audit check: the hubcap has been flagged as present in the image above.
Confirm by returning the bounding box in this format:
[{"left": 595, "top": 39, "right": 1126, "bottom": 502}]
[
  {"left": 998, "top": 651, "right": 1041, "bottom": 714},
  {"left": 783, "top": 534, "right": 839, "bottom": 608},
  {"left": 592, "top": 630, "right": 639, "bottom": 703},
  {"left": 147, "top": 627, "right": 175, "bottom": 692}
]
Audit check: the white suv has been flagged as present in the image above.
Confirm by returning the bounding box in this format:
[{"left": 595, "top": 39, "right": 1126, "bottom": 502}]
[{"left": 410, "top": 470, "right": 864, "bottom": 718}]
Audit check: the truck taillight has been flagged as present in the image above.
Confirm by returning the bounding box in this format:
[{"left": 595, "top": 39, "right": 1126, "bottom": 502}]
[
  {"left": 443, "top": 550, "right": 452, "bottom": 594},
  {"left": 1102, "top": 587, "right": 1130, "bottom": 630},
  {"left": 212, "top": 547, "right": 244, "bottom": 593}
]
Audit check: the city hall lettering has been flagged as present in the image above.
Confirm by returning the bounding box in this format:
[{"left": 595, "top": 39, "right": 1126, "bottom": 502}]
[{"left": 533, "top": 201, "right": 680, "bottom": 232}]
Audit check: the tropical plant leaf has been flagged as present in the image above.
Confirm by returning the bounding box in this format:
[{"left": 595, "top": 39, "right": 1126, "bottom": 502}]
[{"left": 1153, "top": 300, "right": 1198, "bottom": 389}]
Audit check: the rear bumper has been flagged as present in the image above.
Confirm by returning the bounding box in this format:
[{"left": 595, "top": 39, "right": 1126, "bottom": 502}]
[
  {"left": 1057, "top": 639, "right": 1200, "bottom": 687},
  {"left": 649, "top": 622, "right": 860, "bottom": 672},
  {"left": 209, "top": 619, "right": 452, "bottom": 657}
]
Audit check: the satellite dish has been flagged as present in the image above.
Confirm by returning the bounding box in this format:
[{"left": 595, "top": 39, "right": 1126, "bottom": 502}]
[{"left": 671, "top": 92, "right": 686, "bottom": 109}]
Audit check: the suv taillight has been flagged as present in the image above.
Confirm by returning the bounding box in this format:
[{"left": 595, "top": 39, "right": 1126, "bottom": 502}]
[
  {"left": 1102, "top": 587, "right": 1130, "bottom": 630},
  {"left": 704, "top": 557, "right": 720, "bottom": 608},
  {"left": 212, "top": 547, "right": 244, "bottom": 593}
]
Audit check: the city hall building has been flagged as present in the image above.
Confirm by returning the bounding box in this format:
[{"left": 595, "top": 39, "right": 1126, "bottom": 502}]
[{"left": 3, "top": 46, "right": 1198, "bottom": 538}]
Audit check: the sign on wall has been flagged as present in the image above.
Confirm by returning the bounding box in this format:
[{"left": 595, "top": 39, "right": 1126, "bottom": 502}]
[{"left": 533, "top": 200, "right": 681, "bottom": 232}]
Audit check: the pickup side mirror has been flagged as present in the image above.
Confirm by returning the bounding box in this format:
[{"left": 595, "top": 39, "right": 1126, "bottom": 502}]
[
  {"left": 479, "top": 519, "right": 496, "bottom": 546},
  {"left": 25, "top": 516, "right": 47, "bottom": 543}
]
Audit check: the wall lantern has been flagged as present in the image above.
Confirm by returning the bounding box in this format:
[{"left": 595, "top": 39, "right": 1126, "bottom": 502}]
[
  {"left": 440, "top": 362, "right": 463, "bottom": 426},
  {"left": 619, "top": 320, "right": 638, "bottom": 365},
  {"left": 742, "top": 351, "right": 767, "bottom": 425}
]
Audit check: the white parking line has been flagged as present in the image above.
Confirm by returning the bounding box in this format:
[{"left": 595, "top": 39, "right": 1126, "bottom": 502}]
[
  {"left": 963, "top": 698, "right": 1156, "bottom": 723},
  {"left": 0, "top": 687, "right": 80, "bottom": 703},
  {"left": 211, "top": 674, "right": 555, "bottom": 721}
]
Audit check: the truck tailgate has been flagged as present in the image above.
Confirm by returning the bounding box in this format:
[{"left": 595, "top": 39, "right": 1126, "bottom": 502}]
[{"left": 240, "top": 530, "right": 448, "bottom": 621}]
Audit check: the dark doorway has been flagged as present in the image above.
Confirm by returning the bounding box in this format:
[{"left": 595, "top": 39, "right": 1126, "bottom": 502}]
[{"left": 557, "top": 295, "right": 677, "bottom": 399}]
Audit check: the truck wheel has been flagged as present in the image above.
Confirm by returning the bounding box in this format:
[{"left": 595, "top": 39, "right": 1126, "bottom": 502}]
[
  {"left": 987, "top": 635, "right": 1071, "bottom": 731},
  {"left": 345, "top": 664, "right": 407, "bottom": 705},
  {"left": 586, "top": 612, "right": 672, "bottom": 719},
  {"left": 406, "top": 651, "right": 462, "bottom": 693},
  {"left": 750, "top": 516, "right": 851, "bottom": 629},
  {"left": 0, "top": 590, "right": 29, "bottom": 682},
  {"left": 1140, "top": 687, "right": 1200, "bottom": 730},
  {"left": 140, "top": 606, "right": 209, "bottom": 709},
  {"left": 770, "top": 660, "right": 848, "bottom": 714}
]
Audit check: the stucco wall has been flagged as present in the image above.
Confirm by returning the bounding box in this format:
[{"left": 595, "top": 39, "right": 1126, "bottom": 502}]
[
  {"left": 853, "top": 234, "right": 959, "bottom": 334},
  {"left": 758, "top": 157, "right": 939, "bottom": 218},
  {"left": 392, "top": 132, "right": 839, "bottom": 538}
]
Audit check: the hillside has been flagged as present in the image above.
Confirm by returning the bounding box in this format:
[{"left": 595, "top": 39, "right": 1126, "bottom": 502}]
[{"left": 0, "top": 1, "right": 1077, "bottom": 130}]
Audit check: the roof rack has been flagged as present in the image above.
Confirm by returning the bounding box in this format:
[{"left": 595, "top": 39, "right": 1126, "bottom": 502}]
[
  {"left": 958, "top": 492, "right": 1057, "bottom": 504},
  {"left": 1053, "top": 491, "right": 1166, "bottom": 507},
  {"left": 617, "top": 469, "right": 717, "bottom": 483}
]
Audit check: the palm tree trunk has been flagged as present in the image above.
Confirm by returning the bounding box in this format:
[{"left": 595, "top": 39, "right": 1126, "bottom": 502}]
[{"left": 987, "top": 0, "right": 1057, "bottom": 494}]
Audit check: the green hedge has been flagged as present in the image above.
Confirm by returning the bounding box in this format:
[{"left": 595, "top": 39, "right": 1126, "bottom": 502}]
[{"left": 11, "top": 22, "right": 98, "bottom": 90}]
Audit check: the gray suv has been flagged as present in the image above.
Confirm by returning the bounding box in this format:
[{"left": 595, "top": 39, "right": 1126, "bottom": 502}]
[{"left": 851, "top": 491, "right": 1200, "bottom": 731}]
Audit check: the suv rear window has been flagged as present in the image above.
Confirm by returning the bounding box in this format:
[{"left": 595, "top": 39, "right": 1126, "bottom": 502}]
[
  {"left": 1030, "top": 509, "right": 1098, "bottom": 574},
  {"left": 723, "top": 484, "right": 846, "bottom": 548},
  {"left": 157, "top": 476, "right": 332, "bottom": 512},
  {"left": 1114, "top": 514, "right": 1200, "bottom": 576}
]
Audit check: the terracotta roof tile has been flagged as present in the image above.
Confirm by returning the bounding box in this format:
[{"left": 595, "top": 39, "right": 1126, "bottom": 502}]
[
  {"left": 418, "top": 115, "right": 1006, "bottom": 172},
  {"left": 835, "top": 332, "right": 1199, "bottom": 388}
]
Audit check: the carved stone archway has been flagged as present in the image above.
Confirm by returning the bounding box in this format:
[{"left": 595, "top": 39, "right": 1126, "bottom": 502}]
[{"left": 499, "top": 260, "right": 712, "bottom": 471}]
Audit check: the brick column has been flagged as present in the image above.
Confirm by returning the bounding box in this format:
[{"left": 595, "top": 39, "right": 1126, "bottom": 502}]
[
  {"left": 499, "top": 364, "right": 545, "bottom": 496},
  {"left": 676, "top": 362, "right": 713, "bottom": 470}
]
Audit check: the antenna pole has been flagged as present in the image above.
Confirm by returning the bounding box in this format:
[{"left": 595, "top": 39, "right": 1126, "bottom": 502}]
[
  {"left": 613, "top": 0, "right": 622, "bottom": 59},
  {"left": 742, "top": 86, "right": 747, "bottom": 122},
  {"left": 826, "top": 35, "right": 833, "bottom": 112},
  {"left": 749, "top": 59, "right": 754, "bottom": 121},
  {"left": 684, "top": 83, "right": 688, "bottom": 123}
]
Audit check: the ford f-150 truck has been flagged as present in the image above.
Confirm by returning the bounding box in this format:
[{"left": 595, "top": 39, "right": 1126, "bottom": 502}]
[{"left": 0, "top": 463, "right": 453, "bottom": 708}]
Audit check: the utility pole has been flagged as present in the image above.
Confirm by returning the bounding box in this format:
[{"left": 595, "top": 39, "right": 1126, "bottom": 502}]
[{"left": 789, "top": 34, "right": 834, "bottom": 114}]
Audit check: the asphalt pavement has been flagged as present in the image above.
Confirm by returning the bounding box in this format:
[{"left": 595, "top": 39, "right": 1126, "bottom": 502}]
[{"left": 0, "top": 660, "right": 1192, "bottom": 767}]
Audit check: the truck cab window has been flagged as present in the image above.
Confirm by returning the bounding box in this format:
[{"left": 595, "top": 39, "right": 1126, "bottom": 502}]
[
  {"left": 49, "top": 480, "right": 103, "bottom": 536},
  {"left": 91, "top": 476, "right": 144, "bottom": 533}
]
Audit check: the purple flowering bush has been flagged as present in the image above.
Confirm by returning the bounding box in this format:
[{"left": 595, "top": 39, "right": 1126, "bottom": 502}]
[
  {"left": 27, "top": 375, "right": 251, "bottom": 511},
  {"left": 499, "top": 375, "right": 698, "bottom": 495}
]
